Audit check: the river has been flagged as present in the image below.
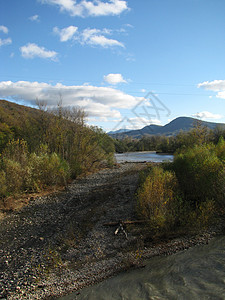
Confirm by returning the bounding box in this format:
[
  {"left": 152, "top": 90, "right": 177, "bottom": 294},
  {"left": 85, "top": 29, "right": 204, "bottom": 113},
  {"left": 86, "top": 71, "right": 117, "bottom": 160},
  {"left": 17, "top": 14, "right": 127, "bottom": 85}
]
[
  {"left": 60, "top": 236, "right": 225, "bottom": 300},
  {"left": 115, "top": 151, "right": 174, "bottom": 163}
]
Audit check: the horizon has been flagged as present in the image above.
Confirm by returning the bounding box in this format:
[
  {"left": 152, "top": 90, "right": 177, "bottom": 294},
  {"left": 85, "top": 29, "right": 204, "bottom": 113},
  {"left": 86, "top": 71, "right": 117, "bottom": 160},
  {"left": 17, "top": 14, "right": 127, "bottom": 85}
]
[{"left": 1, "top": 1, "right": 225, "bottom": 131}]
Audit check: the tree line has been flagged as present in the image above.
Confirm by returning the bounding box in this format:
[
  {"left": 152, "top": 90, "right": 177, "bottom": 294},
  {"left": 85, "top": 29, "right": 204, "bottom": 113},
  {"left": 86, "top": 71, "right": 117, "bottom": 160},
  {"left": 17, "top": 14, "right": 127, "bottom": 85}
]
[{"left": 113, "top": 121, "right": 225, "bottom": 154}]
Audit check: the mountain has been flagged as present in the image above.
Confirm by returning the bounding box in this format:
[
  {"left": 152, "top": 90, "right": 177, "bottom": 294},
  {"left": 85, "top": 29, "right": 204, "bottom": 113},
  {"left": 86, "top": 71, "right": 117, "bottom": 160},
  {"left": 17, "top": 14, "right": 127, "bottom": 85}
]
[
  {"left": 108, "top": 117, "right": 225, "bottom": 139},
  {"left": 107, "top": 128, "right": 131, "bottom": 135}
]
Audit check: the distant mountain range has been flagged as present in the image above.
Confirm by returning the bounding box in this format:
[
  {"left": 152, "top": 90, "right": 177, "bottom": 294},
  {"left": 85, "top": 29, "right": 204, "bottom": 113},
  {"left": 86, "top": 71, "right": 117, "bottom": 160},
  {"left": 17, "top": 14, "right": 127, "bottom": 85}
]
[{"left": 108, "top": 117, "right": 225, "bottom": 139}]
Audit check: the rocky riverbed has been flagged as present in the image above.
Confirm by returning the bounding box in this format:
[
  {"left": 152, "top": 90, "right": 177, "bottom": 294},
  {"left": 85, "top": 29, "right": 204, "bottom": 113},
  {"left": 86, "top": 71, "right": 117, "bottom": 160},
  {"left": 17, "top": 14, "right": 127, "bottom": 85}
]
[{"left": 0, "top": 162, "right": 224, "bottom": 300}]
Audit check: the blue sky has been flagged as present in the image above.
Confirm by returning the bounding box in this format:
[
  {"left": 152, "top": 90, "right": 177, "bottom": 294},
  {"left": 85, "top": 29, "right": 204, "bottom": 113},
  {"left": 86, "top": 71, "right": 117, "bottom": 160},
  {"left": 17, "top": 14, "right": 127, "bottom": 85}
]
[{"left": 1, "top": 0, "right": 225, "bottom": 132}]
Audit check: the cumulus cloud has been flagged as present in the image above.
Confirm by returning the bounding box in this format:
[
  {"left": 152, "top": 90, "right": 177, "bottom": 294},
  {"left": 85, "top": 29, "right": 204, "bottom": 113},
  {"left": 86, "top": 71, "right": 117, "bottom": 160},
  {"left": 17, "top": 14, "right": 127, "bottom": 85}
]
[
  {"left": 53, "top": 26, "right": 78, "bottom": 42},
  {"left": 20, "top": 43, "right": 58, "bottom": 60},
  {"left": 0, "top": 81, "right": 140, "bottom": 118},
  {"left": 0, "top": 25, "right": 9, "bottom": 34},
  {"left": 29, "top": 15, "right": 40, "bottom": 22},
  {"left": 81, "top": 28, "right": 124, "bottom": 48},
  {"left": 0, "top": 38, "right": 12, "bottom": 47},
  {"left": 198, "top": 79, "right": 225, "bottom": 99},
  {"left": 39, "top": 0, "right": 129, "bottom": 17},
  {"left": 192, "top": 111, "right": 223, "bottom": 120},
  {"left": 198, "top": 80, "right": 225, "bottom": 91},
  {"left": 104, "top": 73, "right": 127, "bottom": 85}
]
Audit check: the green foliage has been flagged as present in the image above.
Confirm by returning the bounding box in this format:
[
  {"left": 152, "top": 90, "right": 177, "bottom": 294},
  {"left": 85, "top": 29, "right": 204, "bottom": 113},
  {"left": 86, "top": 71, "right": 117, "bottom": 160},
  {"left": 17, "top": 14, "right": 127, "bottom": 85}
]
[
  {"left": 215, "top": 137, "right": 225, "bottom": 162},
  {"left": 137, "top": 166, "right": 179, "bottom": 232},
  {"left": 0, "top": 101, "right": 115, "bottom": 199},
  {"left": 113, "top": 121, "right": 220, "bottom": 154},
  {"left": 2, "top": 139, "right": 28, "bottom": 166},
  {"left": 27, "top": 148, "right": 70, "bottom": 191},
  {"left": 137, "top": 141, "right": 225, "bottom": 236},
  {"left": 0, "top": 123, "right": 14, "bottom": 153},
  {"left": 0, "top": 170, "right": 7, "bottom": 198},
  {"left": 173, "top": 143, "right": 224, "bottom": 206},
  {"left": 3, "top": 159, "right": 25, "bottom": 193}
]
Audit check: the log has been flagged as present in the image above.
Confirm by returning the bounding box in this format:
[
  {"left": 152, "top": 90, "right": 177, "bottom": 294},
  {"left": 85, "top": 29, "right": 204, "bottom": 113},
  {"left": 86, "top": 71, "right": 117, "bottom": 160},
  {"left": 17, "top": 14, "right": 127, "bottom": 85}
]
[{"left": 103, "top": 220, "right": 146, "bottom": 226}]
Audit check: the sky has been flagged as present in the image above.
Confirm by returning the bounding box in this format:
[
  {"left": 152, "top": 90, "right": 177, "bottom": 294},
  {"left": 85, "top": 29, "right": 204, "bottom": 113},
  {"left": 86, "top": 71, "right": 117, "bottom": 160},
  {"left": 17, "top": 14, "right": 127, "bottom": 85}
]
[{"left": 1, "top": 0, "right": 225, "bottom": 132}]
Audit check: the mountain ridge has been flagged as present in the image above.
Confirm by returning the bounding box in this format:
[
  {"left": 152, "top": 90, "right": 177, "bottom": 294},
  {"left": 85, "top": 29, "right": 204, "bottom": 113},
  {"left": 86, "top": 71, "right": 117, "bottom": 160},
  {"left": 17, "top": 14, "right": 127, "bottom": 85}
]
[{"left": 108, "top": 116, "right": 225, "bottom": 139}]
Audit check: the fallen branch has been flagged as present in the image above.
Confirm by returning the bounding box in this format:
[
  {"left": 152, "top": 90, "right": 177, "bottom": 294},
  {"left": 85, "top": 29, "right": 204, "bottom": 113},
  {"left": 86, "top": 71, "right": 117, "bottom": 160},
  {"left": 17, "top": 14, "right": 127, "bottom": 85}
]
[
  {"left": 114, "top": 222, "right": 128, "bottom": 239},
  {"left": 103, "top": 220, "right": 146, "bottom": 226}
]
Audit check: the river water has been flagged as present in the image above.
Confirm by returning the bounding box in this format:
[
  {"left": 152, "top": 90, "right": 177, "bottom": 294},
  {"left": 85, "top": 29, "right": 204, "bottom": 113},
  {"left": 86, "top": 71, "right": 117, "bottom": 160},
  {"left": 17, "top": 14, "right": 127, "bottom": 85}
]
[
  {"left": 60, "top": 236, "right": 225, "bottom": 300},
  {"left": 115, "top": 151, "right": 174, "bottom": 163}
]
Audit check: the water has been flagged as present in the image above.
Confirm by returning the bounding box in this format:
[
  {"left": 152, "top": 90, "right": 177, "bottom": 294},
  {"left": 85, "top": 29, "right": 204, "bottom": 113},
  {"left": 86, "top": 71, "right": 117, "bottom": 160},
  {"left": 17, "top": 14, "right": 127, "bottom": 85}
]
[
  {"left": 115, "top": 151, "right": 174, "bottom": 163},
  {"left": 60, "top": 236, "right": 225, "bottom": 300}
]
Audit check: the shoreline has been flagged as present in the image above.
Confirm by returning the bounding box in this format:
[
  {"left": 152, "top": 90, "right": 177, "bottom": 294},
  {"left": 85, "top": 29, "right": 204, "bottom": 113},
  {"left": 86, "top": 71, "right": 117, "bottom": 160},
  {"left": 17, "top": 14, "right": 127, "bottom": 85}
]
[
  {"left": 0, "top": 162, "right": 224, "bottom": 300},
  {"left": 57, "top": 223, "right": 225, "bottom": 300}
]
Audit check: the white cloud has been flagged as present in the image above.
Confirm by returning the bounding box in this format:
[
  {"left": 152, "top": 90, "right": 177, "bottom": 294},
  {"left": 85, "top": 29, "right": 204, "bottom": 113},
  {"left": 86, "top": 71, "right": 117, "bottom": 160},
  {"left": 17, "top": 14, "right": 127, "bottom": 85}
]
[
  {"left": 81, "top": 28, "right": 124, "bottom": 48},
  {"left": 198, "top": 80, "right": 225, "bottom": 91},
  {"left": 0, "top": 25, "right": 9, "bottom": 34},
  {"left": 20, "top": 43, "right": 58, "bottom": 60},
  {"left": 127, "top": 117, "right": 161, "bottom": 129},
  {"left": 104, "top": 73, "right": 127, "bottom": 85},
  {"left": 0, "top": 38, "right": 12, "bottom": 47},
  {"left": 192, "top": 111, "right": 223, "bottom": 120},
  {"left": 39, "top": 0, "right": 129, "bottom": 17},
  {"left": 53, "top": 26, "right": 124, "bottom": 48},
  {"left": 0, "top": 81, "right": 140, "bottom": 118},
  {"left": 216, "top": 91, "right": 225, "bottom": 99},
  {"left": 198, "top": 79, "right": 225, "bottom": 99},
  {"left": 53, "top": 26, "right": 78, "bottom": 42},
  {"left": 29, "top": 15, "right": 40, "bottom": 22}
]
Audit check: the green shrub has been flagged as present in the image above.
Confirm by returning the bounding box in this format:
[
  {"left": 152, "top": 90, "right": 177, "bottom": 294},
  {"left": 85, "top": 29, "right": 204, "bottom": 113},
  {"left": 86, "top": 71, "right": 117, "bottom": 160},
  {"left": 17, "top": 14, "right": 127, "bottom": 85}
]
[
  {"left": 3, "top": 159, "right": 25, "bottom": 193},
  {"left": 2, "top": 139, "right": 28, "bottom": 166},
  {"left": 188, "top": 199, "right": 216, "bottom": 229},
  {"left": 27, "top": 149, "right": 70, "bottom": 190},
  {"left": 173, "top": 143, "right": 224, "bottom": 206},
  {"left": 215, "top": 137, "right": 225, "bottom": 162},
  {"left": 137, "top": 166, "right": 179, "bottom": 232},
  {"left": 0, "top": 170, "right": 7, "bottom": 198}
]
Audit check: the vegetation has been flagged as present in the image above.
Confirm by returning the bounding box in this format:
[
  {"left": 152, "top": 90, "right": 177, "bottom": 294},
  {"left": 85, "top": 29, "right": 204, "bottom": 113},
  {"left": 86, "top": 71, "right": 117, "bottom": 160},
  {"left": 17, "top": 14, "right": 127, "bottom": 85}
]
[
  {"left": 113, "top": 121, "right": 225, "bottom": 154},
  {"left": 137, "top": 133, "right": 225, "bottom": 236},
  {"left": 0, "top": 100, "right": 115, "bottom": 203}
]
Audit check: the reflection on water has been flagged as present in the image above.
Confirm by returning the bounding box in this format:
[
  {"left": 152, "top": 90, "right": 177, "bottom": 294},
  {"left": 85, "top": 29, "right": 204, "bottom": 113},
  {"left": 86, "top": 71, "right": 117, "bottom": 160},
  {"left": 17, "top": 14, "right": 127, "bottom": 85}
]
[
  {"left": 60, "top": 236, "right": 225, "bottom": 300},
  {"left": 115, "top": 151, "right": 174, "bottom": 163}
]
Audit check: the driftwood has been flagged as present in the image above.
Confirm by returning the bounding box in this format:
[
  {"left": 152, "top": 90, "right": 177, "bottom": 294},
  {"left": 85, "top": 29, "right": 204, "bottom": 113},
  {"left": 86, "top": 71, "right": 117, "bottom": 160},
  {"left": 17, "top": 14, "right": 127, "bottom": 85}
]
[
  {"left": 103, "top": 220, "right": 146, "bottom": 226},
  {"left": 103, "top": 220, "right": 146, "bottom": 240},
  {"left": 114, "top": 222, "right": 128, "bottom": 239}
]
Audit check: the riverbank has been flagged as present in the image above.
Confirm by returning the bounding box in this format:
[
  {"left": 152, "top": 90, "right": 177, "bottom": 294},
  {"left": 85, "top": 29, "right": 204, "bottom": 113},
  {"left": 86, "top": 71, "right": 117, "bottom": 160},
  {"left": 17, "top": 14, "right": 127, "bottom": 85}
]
[{"left": 0, "top": 162, "right": 224, "bottom": 300}]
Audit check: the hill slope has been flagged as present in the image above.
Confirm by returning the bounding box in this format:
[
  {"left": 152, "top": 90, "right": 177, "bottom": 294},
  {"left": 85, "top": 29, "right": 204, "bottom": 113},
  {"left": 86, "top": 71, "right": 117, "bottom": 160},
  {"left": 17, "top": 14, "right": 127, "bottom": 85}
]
[{"left": 109, "top": 117, "right": 225, "bottom": 139}]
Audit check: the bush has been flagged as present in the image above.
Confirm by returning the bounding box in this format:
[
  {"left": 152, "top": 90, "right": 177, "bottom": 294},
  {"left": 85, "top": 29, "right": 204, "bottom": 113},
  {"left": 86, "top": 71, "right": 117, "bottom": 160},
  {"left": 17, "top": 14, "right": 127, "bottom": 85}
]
[
  {"left": 3, "top": 159, "right": 25, "bottom": 194},
  {"left": 137, "top": 166, "right": 180, "bottom": 232},
  {"left": 137, "top": 142, "right": 225, "bottom": 235},
  {"left": 215, "top": 137, "right": 225, "bottom": 162},
  {"left": 173, "top": 143, "right": 224, "bottom": 206},
  {"left": 0, "top": 141, "right": 70, "bottom": 195},
  {"left": 0, "top": 170, "right": 7, "bottom": 198},
  {"left": 27, "top": 148, "right": 70, "bottom": 191},
  {"left": 2, "top": 139, "right": 28, "bottom": 166}
]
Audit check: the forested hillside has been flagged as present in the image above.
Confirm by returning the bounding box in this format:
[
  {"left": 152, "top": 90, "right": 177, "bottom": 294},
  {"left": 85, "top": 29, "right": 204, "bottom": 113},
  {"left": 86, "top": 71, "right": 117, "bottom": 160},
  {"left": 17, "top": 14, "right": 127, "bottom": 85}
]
[{"left": 0, "top": 99, "right": 115, "bottom": 201}]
